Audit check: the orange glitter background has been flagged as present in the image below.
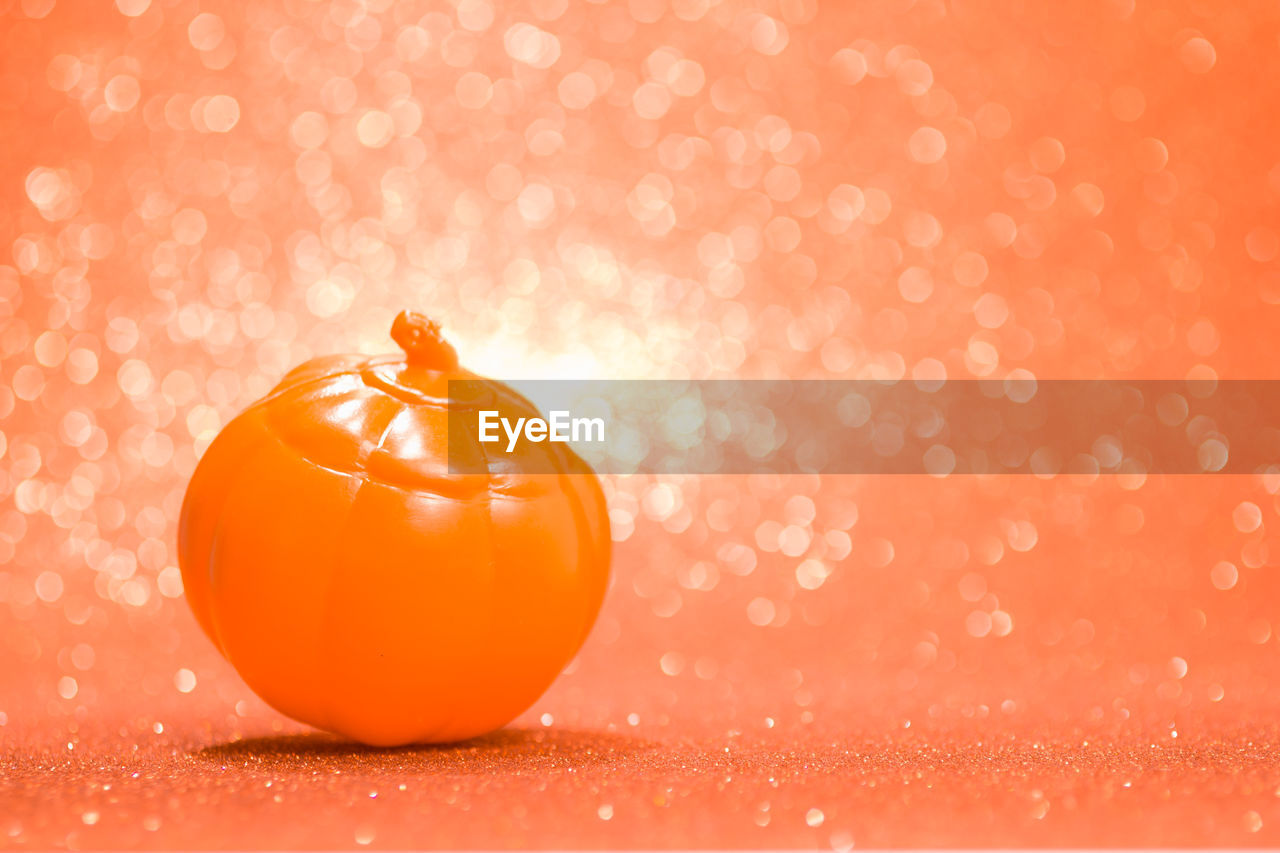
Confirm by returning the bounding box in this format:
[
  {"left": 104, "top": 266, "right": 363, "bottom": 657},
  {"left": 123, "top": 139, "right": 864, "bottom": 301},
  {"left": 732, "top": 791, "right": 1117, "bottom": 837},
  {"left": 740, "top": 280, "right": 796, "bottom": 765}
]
[{"left": 4, "top": 0, "right": 1280, "bottom": 847}]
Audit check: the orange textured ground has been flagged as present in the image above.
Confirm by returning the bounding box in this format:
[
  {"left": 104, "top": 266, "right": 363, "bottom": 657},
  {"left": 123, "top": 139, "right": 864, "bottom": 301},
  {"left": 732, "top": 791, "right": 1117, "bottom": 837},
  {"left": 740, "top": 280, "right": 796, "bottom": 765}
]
[{"left": 4, "top": 0, "right": 1280, "bottom": 847}]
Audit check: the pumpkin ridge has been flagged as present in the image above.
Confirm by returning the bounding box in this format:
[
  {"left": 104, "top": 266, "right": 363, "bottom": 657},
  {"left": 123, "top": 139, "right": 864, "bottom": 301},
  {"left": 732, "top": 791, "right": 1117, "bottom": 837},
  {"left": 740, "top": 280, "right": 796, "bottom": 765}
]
[
  {"left": 473, "top": 410, "right": 501, "bottom": 742},
  {"left": 210, "top": 425, "right": 356, "bottom": 734},
  {"left": 557, "top": 465, "right": 598, "bottom": 651},
  {"left": 197, "top": 411, "right": 286, "bottom": 656},
  {"left": 305, "top": 393, "right": 405, "bottom": 736},
  {"left": 309, "top": 393, "right": 428, "bottom": 743},
  {"left": 315, "top": 474, "right": 364, "bottom": 739}
]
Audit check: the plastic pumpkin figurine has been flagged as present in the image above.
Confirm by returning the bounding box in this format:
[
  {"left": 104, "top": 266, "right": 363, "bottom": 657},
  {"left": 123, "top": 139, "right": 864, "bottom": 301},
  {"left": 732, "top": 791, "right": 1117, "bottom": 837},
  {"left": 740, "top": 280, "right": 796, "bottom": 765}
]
[{"left": 178, "top": 311, "right": 610, "bottom": 746}]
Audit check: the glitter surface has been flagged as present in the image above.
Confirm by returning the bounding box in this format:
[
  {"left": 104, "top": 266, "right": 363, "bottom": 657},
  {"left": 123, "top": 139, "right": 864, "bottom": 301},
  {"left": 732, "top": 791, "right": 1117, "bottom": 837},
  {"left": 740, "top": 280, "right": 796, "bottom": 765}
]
[{"left": 5, "top": 0, "right": 1280, "bottom": 847}]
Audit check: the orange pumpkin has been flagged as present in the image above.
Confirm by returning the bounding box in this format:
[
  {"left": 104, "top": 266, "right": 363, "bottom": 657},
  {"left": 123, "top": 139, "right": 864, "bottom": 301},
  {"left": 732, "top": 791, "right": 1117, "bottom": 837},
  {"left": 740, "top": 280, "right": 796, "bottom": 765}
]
[{"left": 178, "top": 312, "right": 611, "bottom": 746}]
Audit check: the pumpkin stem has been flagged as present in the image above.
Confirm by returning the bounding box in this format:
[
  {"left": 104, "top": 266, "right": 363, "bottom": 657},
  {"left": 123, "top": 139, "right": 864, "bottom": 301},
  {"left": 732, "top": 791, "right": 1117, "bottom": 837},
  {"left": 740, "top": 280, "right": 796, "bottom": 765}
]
[{"left": 391, "top": 310, "right": 458, "bottom": 370}]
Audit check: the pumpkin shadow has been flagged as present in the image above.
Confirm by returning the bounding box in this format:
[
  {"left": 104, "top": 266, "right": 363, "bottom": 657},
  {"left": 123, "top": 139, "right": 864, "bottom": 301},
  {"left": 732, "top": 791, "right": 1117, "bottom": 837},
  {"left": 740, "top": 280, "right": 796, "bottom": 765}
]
[{"left": 193, "top": 726, "right": 655, "bottom": 774}]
